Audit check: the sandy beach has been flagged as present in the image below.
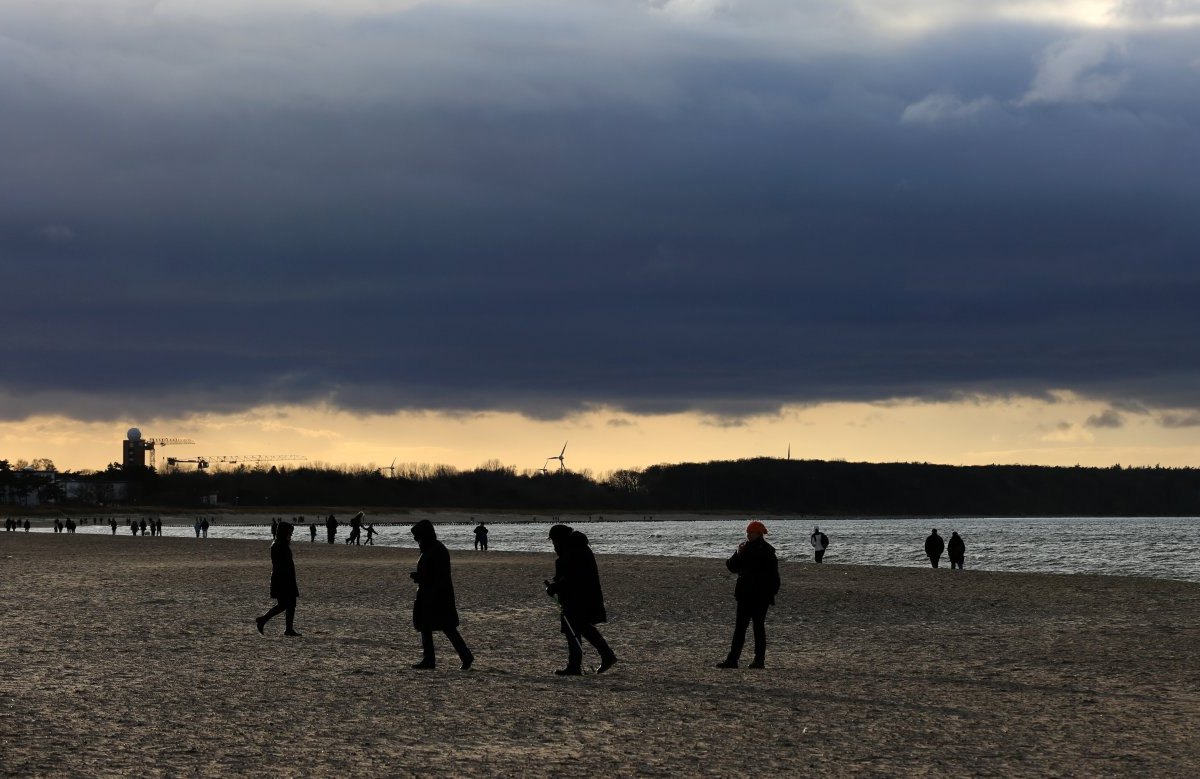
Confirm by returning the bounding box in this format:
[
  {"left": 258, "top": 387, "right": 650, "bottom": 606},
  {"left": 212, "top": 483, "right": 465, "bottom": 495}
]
[{"left": 2, "top": 533, "right": 1198, "bottom": 777}]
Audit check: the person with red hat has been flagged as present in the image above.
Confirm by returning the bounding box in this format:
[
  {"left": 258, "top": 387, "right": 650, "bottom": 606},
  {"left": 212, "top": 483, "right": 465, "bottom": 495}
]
[{"left": 716, "top": 520, "right": 780, "bottom": 669}]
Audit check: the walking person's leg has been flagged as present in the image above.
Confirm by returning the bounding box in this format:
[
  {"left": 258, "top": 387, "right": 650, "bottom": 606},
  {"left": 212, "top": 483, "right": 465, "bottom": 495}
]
[
  {"left": 576, "top": 622, "right": 617, "bottom": 671},
  {"left": 443, "top": 627, "right": 474, "bottom": 669},
  {"left": 749, "top": 605, "right": 767, "bottom": 668},
  {"left": 413, "top": 630, "right": 436, "bottom": 669},
  {"left": 718, "top": 602, "right": 751, "bottom": 668}
]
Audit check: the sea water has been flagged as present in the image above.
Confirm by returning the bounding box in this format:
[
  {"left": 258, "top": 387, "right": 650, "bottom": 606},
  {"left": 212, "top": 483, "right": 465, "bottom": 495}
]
[{"left": 24, "top": 515, "right": 1200, "bottom": 583}]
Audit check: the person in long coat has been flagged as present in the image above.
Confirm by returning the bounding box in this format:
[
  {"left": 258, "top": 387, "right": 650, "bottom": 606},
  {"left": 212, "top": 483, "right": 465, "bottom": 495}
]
[
  {"left": 546, "top": 524, "right": 618, "bottom": 675},
  {"left": 256, "top": 522, "right": 301, "bottom": 636},
  {"left": 717, "top": 520, "right": 780, "bottom": 669},
  {"left": 409, "top": 520, "right": 474, "bottom": 670},
  {"left": 947, "top": 531, "right": 966, "bottom": 570},
  {"left": 925, "top": 529, "right": 945, "bottom": 568}
]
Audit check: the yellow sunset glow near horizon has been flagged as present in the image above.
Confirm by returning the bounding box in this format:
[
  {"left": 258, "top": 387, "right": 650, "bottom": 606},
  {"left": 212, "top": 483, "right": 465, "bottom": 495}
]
[{"left": 2, "top": 393, "right": 1198, "bottom": 476}]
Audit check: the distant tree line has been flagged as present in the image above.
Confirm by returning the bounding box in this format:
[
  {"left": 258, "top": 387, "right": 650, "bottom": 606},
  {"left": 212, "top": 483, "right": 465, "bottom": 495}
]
[{"left": 29, "top": 457, "right": 1200, "bottom": 516}]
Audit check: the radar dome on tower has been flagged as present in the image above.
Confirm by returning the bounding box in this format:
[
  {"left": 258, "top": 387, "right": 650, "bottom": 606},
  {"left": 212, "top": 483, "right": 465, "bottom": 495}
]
[{"left": 127, "top": 427, "right": 142, "bottom": 441}]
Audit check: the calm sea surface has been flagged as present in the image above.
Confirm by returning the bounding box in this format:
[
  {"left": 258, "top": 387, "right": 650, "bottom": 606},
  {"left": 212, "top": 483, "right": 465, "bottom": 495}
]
[{"left": 25, "top": 515, "right": 1200, "bottom": 584}]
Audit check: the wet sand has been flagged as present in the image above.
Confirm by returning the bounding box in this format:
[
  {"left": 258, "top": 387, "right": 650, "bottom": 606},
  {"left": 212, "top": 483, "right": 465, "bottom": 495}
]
[{"left": 1, "top": 533, "right": 1197, "bottom": 777}]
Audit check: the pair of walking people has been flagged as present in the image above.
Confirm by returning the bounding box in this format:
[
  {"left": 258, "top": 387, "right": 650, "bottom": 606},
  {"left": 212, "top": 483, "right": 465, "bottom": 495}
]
[
  {"left": 254, "top": 520, "right": 618, "bottom": 675},
  {"left": 925, "top": 529, "right": 966, "bottom": 569}
]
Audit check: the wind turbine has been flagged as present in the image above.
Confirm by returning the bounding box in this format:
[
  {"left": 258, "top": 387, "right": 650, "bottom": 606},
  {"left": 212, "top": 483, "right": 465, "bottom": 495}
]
[
  {"left": 549, "top": 442, "right": 568, "bottom": 472},
  {"left": 537, "top": 459, "right": 551, "bottom": 476},
  {"left": 379, "top": 458, "right": 396, "bottom": 477}
]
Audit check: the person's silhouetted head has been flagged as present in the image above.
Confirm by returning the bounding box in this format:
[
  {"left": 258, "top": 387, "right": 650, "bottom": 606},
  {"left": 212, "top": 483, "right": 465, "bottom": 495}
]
[
  {"left": 745, "top": 520, "right": 768, "bottom": 541},
  {"left": 931, "top": 528, "right": 939, "bottom": 535},
  {"left": 411, "top": 519, "right": 436, "bottom": 542},
  {"left": 548, "top": 524, "right": 573, "bottom": 542},
  {"left": 277, "top": 521, "right": 294, "bottom": 541}
]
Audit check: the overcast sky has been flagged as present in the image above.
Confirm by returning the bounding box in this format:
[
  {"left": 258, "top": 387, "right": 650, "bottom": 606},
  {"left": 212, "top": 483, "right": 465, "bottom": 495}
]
[{"left": 3, "top": 1, "right": 1199, "bottom": 456}]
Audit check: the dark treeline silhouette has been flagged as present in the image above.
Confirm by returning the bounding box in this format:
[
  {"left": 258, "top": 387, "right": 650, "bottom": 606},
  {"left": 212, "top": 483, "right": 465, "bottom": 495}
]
[{"left": 42, "top": 457, "right": 1200, "bottom": 516}]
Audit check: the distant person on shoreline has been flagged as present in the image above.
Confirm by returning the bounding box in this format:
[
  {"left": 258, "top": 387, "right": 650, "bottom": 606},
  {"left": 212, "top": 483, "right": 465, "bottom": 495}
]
[
  {"left": 325, "top": 514, "right": 338, "bottom": 544},
  {"left": 473, "top": 521, "right": 489, "bottom": 551},
  {"left": 256, "top": 521, "right": 301, "bottom": 637},
  {"left": 408, "top": 520, "right": 473, "bottom": 670},
  {"left": 347, "top": 512, "right": 364, "bottom": 546},
  {"left": 810, "top": 526, "right": 829, "bottom": 563},
  {"left": 201, "top": 518, "right": 209, "bottom": 538},
  {"left": 545, "top": 524, "right": 618, "bottom": 676},
  {"left": 948, "top": 531, "right": 965, "bottom": 570},
  {"left": 309, "top": 523, "right": 318, "bottom": 543},
  {"left": 365, "top": 524, "right": 377, "bottom": 545},
  {"left": 716, "top": 520, "right": 780, "bottom": 670},
  {"left": 925, "top": 529, "right": 945, "bottom": 568},
  {"left": 139, "top": 519, "right": 148, "bottom": 537},
  {"left": 270, "top": 518, "right": 279, "bottom": 539},
  {"left": 23, "top": 519, "right": 29, "bottom": 532},
  {"left": 194, "top": 518, "right": 202, "bottom": 538},
  {"left": 110, "top": 518, "right": 117, "bottom": 535}
]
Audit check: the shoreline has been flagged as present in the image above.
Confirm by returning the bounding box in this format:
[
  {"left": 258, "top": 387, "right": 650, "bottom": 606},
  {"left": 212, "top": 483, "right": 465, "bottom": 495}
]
[{"left": 2, "top": 533, "right": 1197, "bottom": 776}]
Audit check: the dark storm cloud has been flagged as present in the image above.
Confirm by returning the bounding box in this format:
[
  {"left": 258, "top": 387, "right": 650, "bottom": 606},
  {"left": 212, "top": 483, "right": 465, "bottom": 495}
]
[
  {"left": 1086, "top": 409, "right": 1125, "bottom": 429},
  {"left": 2, "top": 2, "right": 1199, "bottom": 421}
]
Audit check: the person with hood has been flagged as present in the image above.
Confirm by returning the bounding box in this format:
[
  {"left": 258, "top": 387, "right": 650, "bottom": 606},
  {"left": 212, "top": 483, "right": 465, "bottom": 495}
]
[
  {"left": 325, "top": 514, "right": 339, "bottom": 544},
  {"left": 255, "top": 521, "right": 302, "bottom": 637},
  {"left": 948, "top": 531, "right": 966, "bottom": 570},
  {"left": 347, "top": 512, "right": 364, "bottom": 546},
  {"left": 810, "top": 526, "right": 829, "bottom": 563},
  {"left": 545, "top": 524, "right": 618, "bottom": 675},
  {"left": 409, "top": 520, "right": 474, "bottom": 670},
  {"left": 717, "top": 520, "right": 780, "bottom": 669},
  {"left": 925, "top": 528, "right": 945, "bottom": 568}
]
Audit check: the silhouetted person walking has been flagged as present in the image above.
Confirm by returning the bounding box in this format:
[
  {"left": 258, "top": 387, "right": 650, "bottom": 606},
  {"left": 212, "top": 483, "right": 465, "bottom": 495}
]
[
  {"left": 717, "top": 520, "right": 780, "bottom": 669},
  {"left": 925, "top": 529, "right": 945, "bottom": 568},
  {"left": 365, "top": 524, "right": 377, "bottom": 545},
  {"left": 110, "top": 518, "right": 117, "bottom": 535},
  {"left": 201, "top": 518, "right": 209, "bottom": 538},
  {"left": 948, "top": 531, "right": 965, "bottom": 570},
  {"left": 325, "top": 514, "right": 338, "bottom": 544},
  {"left": 810, "top": 525, "right": 829, "bottom": 563},
  {"left": 309, "top": 523, "right": 317, "bottom": 543},
  {"left": 256, "top": 521, "right": 301, "bottom": 637},
  {"left": 473, "top": 521, "right": 489, "bottom": 551},
  {"left": 409, "top": 520, "right": 474, "bottom": 670},
  {"left": 270, "top": 518, "right": 279, "bottom": 539},
  {"left": 347, "top": 512, "right": 364, "bottom": 546},
  {"left": 546, "top": 524, "right": 618, "bottom": 675}
]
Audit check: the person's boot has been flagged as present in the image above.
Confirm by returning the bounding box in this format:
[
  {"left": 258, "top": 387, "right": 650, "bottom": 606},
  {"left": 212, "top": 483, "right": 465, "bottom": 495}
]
[
  {"left": 715, "top": 657, "right": 738, "bottom": 669},
  {"left": 411, "top": 659, "right": 436, "bottom": 669},
  {"left": 284, "top": 628, "right": 302, "bottom": 637},
  {"left": 748, "top": 658, "right": 765, "bottom": 669},
  {"left": 554, "top": 666, "right": 582, "bottom": 676},
  {"left": 597, "top": 654, "right": 619, "bottom": 674},
  {"left": 460, "top": 652, "right": 475, "bottom": 671},
  {"left": 255, "top": 616, "right": 266, "bottom": 635}
]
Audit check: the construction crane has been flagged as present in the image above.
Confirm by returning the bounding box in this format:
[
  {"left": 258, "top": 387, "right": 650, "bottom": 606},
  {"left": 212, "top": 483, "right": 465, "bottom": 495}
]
[{"left": 166, "top": 455, "right": 307, "bottom": 471}]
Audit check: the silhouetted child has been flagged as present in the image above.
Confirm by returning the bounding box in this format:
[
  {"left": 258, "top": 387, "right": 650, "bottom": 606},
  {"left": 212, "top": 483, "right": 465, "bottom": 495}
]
[
  {"left": 256, "top": 522, "right": 301, "bottom": 637},
  {"left": 309, "top": 523, "right": 318, "bottom": 543},
  {"left": 365, "top": 525, "right": 377, "bottom": 545}
]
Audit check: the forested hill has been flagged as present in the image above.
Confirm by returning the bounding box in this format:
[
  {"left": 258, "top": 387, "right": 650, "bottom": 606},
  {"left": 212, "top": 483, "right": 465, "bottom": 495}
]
[{"left": 107, "top": 458, "right": 1200, "bottom": 516}]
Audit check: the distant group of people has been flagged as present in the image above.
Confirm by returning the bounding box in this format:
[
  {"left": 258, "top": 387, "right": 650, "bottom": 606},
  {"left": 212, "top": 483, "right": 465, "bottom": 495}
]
[
  {"left": 925, "top": 529, "right": 966, "bottom": 569},
  {"left": 129, "top": 517, "right": 164, "bottom": 537},
  {"left": 4, "top": 518, "right": 31, "bottom": 532}
]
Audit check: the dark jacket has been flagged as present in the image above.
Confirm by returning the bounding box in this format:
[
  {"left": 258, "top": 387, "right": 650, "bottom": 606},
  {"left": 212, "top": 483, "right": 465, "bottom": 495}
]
[
  {"left": 925, "top": 533, "right": 945, "bottom": 559},
  {"left": 269, "top": 542, "right": 299, "bottom": 600},
  {"left": 726, "top": 537, "right": 780, "bottom": 606},
  {"left": 948, "top": 533, "right": 965, "bottom": 560},
  {"left": 412, "top": 539, "right": 460, "bottom": 631},
  {"left": 551, "top": 531, "right": 608, "bottom": 625}
]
